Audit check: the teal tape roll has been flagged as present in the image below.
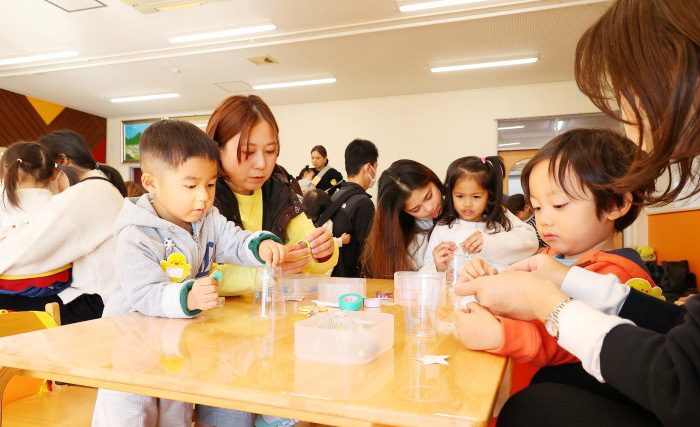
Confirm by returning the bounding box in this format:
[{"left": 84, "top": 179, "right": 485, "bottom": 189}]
[
  {"left": 211, "top": 271, "right": 222, "bottom": 281},
  {"left": 338, "top": 293, "right": 363, "bottom": 311}
]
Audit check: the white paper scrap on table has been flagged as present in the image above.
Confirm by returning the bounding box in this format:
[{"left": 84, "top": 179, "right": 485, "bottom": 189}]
[{"left": 413, "top": 355, "right": 450, "bottom": 365}]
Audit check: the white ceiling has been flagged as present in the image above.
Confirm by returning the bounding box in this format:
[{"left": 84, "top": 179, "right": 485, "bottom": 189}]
[{"left": 0, "top": 0, "right": 611, "bottom": 118}]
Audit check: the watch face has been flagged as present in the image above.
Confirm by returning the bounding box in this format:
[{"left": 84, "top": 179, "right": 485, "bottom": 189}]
[{"left": 545, "top": 318, "right": 558, "bottom": 338}]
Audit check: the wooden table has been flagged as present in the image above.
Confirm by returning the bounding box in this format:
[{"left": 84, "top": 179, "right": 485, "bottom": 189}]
[{"left": 0, "top": 279, "right": 506, "bottom": 427}]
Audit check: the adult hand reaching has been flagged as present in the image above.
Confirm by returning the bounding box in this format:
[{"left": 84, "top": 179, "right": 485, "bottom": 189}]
[
  {"left": 455, "top": 271, "right": 569, "bottom": 322},
  {"left": 505, "top": 253, "right": 571, "bottom": 288}
]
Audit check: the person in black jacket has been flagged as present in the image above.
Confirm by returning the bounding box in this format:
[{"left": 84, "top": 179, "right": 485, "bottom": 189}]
[
  {"left": 309, "top": 145, "right": 344, "bottom": 195},
  {"left": 322, "top": 138, "right": 379, "bottom": 278},
  {"left": 453, "top": 1, "right": 700, "bottom": 426}
]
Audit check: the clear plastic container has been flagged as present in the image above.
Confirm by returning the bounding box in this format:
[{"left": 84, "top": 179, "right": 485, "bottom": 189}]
[
  {"left": 294, "top": 311, "right": 394, "bottom": 364},
  {"left": 277, "top": 274, "right": 323, "bottom": 297},
  {"left": 252, "top": 265, "right": 286, "bottom": 318},
  {"left": 394, "top": 271, "right": 443, "bottom": 337},
  {"left": 317, "top": 277, "right": 366, "bottom": 303}
]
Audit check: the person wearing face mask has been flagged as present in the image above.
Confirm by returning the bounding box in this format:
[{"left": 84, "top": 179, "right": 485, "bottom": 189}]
[
  {"left": 318, "top": 138, "right": 379, "bottom": 278},
  {"left": 361, "top": 160, "right": 444, "bottom": 279}
]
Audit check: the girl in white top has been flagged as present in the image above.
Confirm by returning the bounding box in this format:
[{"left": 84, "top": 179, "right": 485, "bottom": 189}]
[
  {"left": 424, "top": 156, "right": 538, "bottom": 272},
  {"left": 0, "top": 130, "right": 126, "bottom": 324},
  {"left": 362, "top": 160, "right": 444, "bottom": 279},
  {"left": 0, "top": 141, "right": 54, "bottom": 228}
]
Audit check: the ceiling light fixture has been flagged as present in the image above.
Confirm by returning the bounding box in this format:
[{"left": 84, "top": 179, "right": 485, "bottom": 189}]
[
  {"left": 399, "top": 0, "right": 486, "bottom": 12},
  {"left": 0, "top": 50, "right": 79, "bottom": 66},
  {"left": 252, "top": 77, "right": 336, "bottom": 90},
  {"left": 498, "top": 125, "right": 525, "bottom": 131},
  {"left": 168, "top": 24, "right": 277, "bottom": 43},
  {"left": 498, "top": 142, "right": 522, "bottom": 147},
  {"left": 431, "top": 56, "right": 538, "bottom": 73},
  {"left": 556, "top": 120, "right": 565, "bottom": 131},
  {"left": 110, "top": 93, "right": 180, "bottom": 103}
]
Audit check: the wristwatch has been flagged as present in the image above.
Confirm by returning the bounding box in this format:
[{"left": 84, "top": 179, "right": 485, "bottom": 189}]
[{"left": 544, "top": 297, "right": 575, "bottom": 339}]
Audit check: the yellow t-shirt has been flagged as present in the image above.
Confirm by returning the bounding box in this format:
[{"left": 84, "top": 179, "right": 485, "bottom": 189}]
[{"left": 216, "top": 188, "right": 339, "bottom": 295}]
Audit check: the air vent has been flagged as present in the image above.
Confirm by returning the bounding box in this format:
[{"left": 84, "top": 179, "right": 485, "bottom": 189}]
[
  {"left": 44, "top": 0, "right": 106, "bottom": 12},
  {"left": 214, "top": 81, "right": 253, "bottom": 94},
  {"left": 247, "top": 56, "right": 278, "bottom": 66},
  {"left": 121, "top": 0, "right": 226, "bottom": 14}
]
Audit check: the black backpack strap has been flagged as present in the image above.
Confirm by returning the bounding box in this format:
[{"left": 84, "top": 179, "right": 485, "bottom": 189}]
[{"left": 316, "top": 185, "right": 365, "bottom": 227}]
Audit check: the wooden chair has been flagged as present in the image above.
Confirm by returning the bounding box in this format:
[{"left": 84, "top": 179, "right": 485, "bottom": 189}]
[{"left": 0, "top": 303, "right": 97, "bottom": 426}]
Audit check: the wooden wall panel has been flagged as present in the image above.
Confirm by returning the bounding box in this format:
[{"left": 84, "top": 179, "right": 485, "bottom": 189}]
[{"left": 0, "top": 88, "right": 106, "bottom": 162}]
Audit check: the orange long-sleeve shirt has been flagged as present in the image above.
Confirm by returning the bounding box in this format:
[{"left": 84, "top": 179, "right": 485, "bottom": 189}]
[{"left": 489, "top": 248, "right": 657, "bottom": 366}]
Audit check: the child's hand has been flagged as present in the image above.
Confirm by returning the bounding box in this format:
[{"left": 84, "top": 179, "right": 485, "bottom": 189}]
[
  {"left": 461, "top": 231, "right": 484, "bottom": 254},
  {"left": 461, "top": 258, "right": 498, "bottom": 281},
  {"left": 187, "top": 276, "right": 219, "bottom": 312},
  {"left": 455, "top": 303, "right": 504, "bottom": 350},
  {"left": 259, "top": 240, "right": 287, "bottom": 267},
  {"left": 433, "top": 242, "right": 456, "bottom": 272},
  {"left": 341, "top": 233, "right": 351, "bottom": 245},
  {"left": 307, "top": 227, "right": 335, "bottom": 260}
]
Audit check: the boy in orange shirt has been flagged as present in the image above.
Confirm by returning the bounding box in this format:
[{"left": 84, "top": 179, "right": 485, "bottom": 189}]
[{"left": 455, "top": 128, "right": 658, "bottom": 366}]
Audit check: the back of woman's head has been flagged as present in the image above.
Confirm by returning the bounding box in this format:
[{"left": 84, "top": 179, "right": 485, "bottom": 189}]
[
  {"left": 38, "top": 130, "right": 127, "bottom": 197},
  {"left": 505, "top": 194, "right": 527, "bottom": 215},
  {"left": 575, "top": 0, "right": 700, "bottom": 205},
  {"left": 362, "top": 159, "right": 442, "bottom": 279},
  {"left": 439, "top": 156, "right": 510, "bottom": 232},
  {"left": 302, "top": 189, "right": 331, "bottom": 225},
  {"left": 1, "top": 141, "right": 54, "bottom": 208},
  {"left": 206, "top": 95, "right": 280, "bottom": 166}
]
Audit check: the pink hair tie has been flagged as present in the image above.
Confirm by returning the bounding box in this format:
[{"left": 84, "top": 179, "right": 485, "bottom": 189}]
[{"left": 480, "top": 157, "right": 486, "bottom": 164}]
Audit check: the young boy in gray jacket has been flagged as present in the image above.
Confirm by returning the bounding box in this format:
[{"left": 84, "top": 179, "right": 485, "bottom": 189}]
[{"left": 92, "top": 120, "right": 286, "bottom": 427}]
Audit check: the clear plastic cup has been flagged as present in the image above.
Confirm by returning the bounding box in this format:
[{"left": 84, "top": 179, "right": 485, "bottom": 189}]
[
  {"left": 252, "top": 265, "right": 285, "bottom": 318},
  {"left": 395, "top": 271, "right": 443, "bottom": 337}
]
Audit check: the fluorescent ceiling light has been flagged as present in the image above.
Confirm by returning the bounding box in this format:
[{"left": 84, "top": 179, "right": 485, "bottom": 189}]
[
  {"left": 498, "top": 142, "right": 521, "bottom": 147},
  {"left": 556, "top": 120, "right": 565, "bottom": 131},
  {"left": 196, "top": 123, "right": 207, "bottom": 128},
  {"left": 169, "top": 24, "right": 276, "bottom": 43},
  {"left": 399, "top": 0, "right": 486, "bottom": 12},
  {"left": 252, "top": 78, "right": 336, "bottom": 90},
  {"left": 0, "top": 50, "right": 79, "bottom": 66},
  {"left": 498, "top": 125, "right": 525, "bottom": 131},
  {"left": 110, "top": 93, "right": 180, "bottom": 103},
  {"left": 431, "top": 56, "right": 538, "bottom": 73}
]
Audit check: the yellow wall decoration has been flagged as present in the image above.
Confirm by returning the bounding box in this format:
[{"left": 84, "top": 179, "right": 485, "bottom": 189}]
[{"left": 25, "top": 96, "right": 65, "bottom": 125}]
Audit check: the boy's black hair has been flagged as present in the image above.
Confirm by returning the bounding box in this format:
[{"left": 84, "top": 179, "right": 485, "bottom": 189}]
[
  {"left": 140, "top": 120, "right": 219, "bottom": 171},
  {"left": 302, "top": 189, "right": 332, "bottom": 226},
  {"left": 521, "top": 128, "right": 652, "bottom": 232},
  {"left": 438, "top": 156, "right": 511, "bottom": 232},
  {"left": 505, "top": 194, "right": 527, "bottom": 214},
  {"left": 344, "top": 138, "right": 378, "bottom": 177}
]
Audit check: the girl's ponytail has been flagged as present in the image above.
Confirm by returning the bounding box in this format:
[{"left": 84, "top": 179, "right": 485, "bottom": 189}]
[
  {"left": 1, "top": 141, "right": 55, "bottom": 209},
  {"left": 2, "top": 157, "right": 23, "bottom": 208}
]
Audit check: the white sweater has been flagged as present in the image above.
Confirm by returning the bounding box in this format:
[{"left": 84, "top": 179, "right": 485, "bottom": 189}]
[
  {"left": 422, "top": 210, "right": 538, "bottom": 271},
  {"left": 0, "top": 188, "right": 54, "bottom": 227},
  {"left": 409, "top": 218, "right": 433, "bottom": 270},
  {"left": 0, "top": 171, "right": 123, "bottom": 304}
]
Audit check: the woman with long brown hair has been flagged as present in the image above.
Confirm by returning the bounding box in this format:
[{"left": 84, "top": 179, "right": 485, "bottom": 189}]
[
  {"left": 457, "top": 1, "right": 699, "bottom": 426},
  {"left": 361, "top": 159, "right": 444, "bottom": 278}
]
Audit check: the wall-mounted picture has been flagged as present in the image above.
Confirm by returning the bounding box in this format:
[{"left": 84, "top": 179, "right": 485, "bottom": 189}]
[{"left": 122, "top": 118, "right": 160, "bottom": 163}]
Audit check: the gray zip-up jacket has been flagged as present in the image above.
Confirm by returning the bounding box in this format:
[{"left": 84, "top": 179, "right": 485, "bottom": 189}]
[{"left": 103, "top": 195, "right": 279, "bottom": 319}]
